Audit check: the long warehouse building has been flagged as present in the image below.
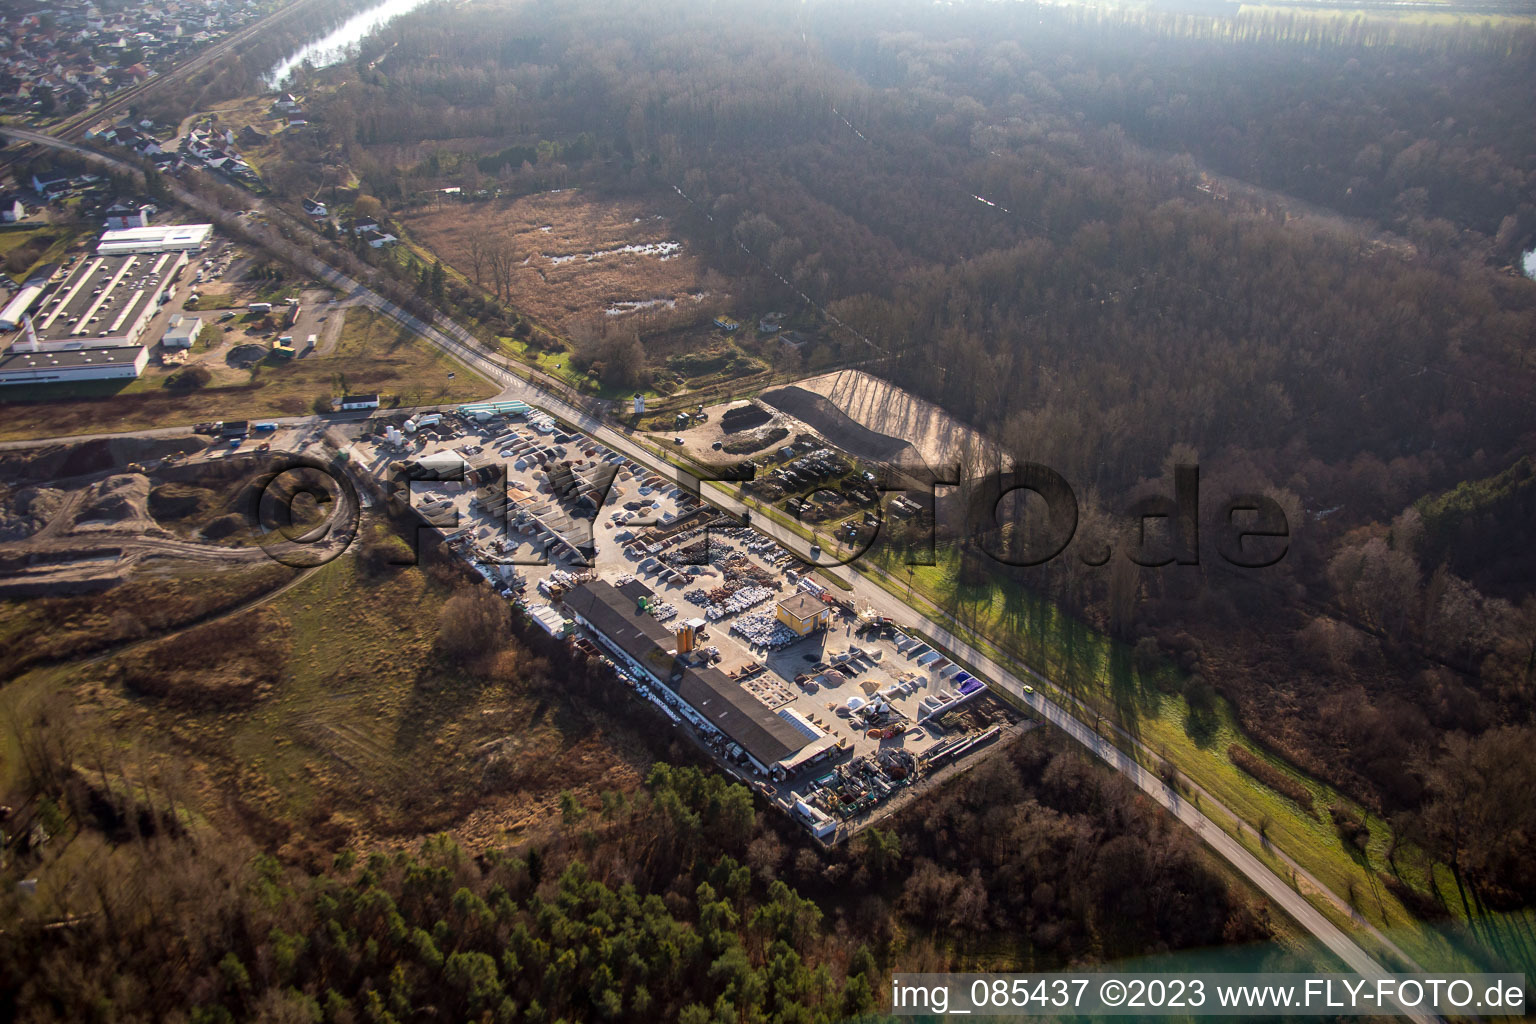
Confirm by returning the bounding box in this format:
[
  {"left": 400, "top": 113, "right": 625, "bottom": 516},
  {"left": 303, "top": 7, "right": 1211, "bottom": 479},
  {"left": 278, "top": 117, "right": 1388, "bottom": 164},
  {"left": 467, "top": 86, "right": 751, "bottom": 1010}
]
[
  {"left": 3, "top": 250, "right": 186, "bottom": 351},
  {"left": 94, "top": 223, "right": 213, "bottom": 255},
  {"left": 564, "top": 580, "right": 822, "bottom": 776},
  {"left": 0, "top": 343, "right": 149, "bottom": 384}
]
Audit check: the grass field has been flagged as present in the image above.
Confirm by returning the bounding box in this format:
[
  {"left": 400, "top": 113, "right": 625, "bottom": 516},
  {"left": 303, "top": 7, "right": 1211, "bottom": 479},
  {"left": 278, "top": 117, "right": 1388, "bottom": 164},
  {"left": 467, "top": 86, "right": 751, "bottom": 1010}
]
[
  {"left": 496, "top": 335, "right": 622, "bottom": 395},
  {"left": 2, "top": 537, "right": 652, "bottom": 861},
  {"left": 219, "top": 550, "right": 648, "bottom": 847},
  {"left": 0, "top": 308, "right": 496, "bottom": 441},
  {"left": 862, "top": 541, "right": 1534, "bottom": 974},
  {"left": 0, "top": 561, "right": 298, "bottom": 679},
  {"left": 0, "top": 223, "right": 81, "bottom": 283}
]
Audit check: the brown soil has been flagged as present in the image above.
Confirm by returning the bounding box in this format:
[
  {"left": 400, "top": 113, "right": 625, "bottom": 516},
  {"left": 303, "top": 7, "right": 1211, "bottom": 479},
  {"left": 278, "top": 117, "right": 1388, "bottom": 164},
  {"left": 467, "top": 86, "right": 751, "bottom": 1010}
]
[{"left": 401, "top": 190, "right": 707, "bottom": 331}]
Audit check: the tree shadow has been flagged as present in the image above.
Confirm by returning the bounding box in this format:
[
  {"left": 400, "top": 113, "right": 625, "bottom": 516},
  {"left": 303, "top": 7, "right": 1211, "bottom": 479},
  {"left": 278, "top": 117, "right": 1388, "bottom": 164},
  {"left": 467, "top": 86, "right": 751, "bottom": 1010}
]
[
  {"left": 1106, "top": 640, "right": 1143, "bottom": 742},
  {"left": 1183, "top": 704, "right": 1219, "bottom": 747},
  {"left": 393, "top": 660, "right": 487, "bottom": 755}
]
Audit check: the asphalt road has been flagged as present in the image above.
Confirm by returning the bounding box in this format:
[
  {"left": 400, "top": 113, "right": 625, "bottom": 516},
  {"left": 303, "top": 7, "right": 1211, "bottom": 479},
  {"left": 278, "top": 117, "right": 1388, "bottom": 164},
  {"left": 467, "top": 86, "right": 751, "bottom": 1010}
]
[{"left": 0, "top": 126, "right": 1436, "bottom": 1020}]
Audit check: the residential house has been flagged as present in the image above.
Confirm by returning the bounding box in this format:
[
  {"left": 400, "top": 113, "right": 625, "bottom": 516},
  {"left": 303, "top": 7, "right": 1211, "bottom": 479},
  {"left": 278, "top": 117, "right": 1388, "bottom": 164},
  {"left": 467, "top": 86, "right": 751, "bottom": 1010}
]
[{"left": 103, "top": 200, "right": 155, "bottom": 230}]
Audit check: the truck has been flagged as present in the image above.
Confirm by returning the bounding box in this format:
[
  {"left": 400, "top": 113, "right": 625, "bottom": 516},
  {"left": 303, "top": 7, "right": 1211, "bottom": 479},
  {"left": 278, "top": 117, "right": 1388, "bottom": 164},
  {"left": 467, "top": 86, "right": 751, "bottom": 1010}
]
[
  {"left": 253, "top": 422, "right": 278, "bottom": 434},
  {"left": 247, "top": 302, "right": 272, "bottom": 314},
  {"left": 221, "top": 420, "right": 249, "bottom": 438}
]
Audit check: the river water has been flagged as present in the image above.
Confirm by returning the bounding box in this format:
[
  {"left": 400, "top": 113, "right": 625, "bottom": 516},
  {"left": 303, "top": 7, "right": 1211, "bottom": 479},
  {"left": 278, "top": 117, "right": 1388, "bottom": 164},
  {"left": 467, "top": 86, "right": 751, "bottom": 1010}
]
[{"left": 265, "top": 0, "right": 435, "bottom": 88}]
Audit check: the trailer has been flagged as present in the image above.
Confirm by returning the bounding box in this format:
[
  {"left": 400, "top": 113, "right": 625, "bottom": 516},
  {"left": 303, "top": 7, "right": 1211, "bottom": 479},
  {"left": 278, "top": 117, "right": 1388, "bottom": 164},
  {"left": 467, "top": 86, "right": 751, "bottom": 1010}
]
[{"left": 458, "top": 400, "right": 530, "bottom": 417}]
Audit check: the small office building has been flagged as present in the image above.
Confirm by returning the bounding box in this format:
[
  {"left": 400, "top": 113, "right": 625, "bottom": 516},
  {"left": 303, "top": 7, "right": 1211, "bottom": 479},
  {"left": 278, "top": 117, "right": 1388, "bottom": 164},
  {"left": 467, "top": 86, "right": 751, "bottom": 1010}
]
[{"left": 776, "top": 592, "right": 834, "bottom": 637}]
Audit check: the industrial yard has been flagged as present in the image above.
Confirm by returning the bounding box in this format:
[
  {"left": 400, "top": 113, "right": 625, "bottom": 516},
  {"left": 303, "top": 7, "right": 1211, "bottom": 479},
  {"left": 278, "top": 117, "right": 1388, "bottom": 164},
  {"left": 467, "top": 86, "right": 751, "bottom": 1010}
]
[{"left": 347, "top": 400, "right": 1027, "bottom": 843}]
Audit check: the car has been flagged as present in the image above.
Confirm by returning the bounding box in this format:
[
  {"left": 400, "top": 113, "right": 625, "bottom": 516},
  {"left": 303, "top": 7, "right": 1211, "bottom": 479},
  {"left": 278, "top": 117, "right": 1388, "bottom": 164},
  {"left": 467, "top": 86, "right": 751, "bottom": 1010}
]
[
  {"left": 218, "top": 311, "right": 237, "bottom": 322},
  {"left": 674, "top": 436, "right": 685, "bottom": 445},
  {"left": 712, "top": 441, "right": 724, "bottom": 450},
  {"left": 1023, "top": 684, "right": 1035, "bottom": 694},
  {"left": 447, "top": 371, "right": 456, "bottom": 378}
]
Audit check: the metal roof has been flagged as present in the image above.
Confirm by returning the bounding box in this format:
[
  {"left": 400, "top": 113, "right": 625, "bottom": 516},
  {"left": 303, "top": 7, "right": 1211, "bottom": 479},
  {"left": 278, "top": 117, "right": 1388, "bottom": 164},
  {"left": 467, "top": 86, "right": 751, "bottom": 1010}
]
[{"left": 565, "top": 580, "right": 807, "bottom": 766}]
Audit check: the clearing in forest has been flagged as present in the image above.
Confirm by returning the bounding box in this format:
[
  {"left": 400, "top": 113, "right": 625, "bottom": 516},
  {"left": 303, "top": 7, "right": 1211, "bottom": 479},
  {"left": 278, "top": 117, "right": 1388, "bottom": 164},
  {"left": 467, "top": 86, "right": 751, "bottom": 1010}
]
[{"left": 401, "top": 190, "right": 708, "bottom": 331}]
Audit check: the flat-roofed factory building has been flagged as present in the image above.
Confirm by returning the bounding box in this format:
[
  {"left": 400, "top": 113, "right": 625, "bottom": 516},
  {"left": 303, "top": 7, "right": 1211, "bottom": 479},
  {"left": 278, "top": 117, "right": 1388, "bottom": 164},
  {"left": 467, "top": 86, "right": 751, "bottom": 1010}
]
[
  {"left": 0, "top": 344, "right": 149, "bottom": 385},
  {"left": 3, "top": 249, "right": 188, "bottom": 353},
  {"left": 94, "top": 223, "right": 213, "bottom": 256},
  {"left": 0, "top": 225, "right": 209, "bottom": 386},
  {"left": 564, "top": 580, "right": 821, "bottom": 776}
]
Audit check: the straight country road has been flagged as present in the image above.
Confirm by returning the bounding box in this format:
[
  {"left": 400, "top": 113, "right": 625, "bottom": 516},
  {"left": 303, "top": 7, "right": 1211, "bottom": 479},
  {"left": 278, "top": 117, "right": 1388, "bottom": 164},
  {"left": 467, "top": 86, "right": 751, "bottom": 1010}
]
[{"left": 0, "top": 126, "right": 1437, "bottom": 1022}]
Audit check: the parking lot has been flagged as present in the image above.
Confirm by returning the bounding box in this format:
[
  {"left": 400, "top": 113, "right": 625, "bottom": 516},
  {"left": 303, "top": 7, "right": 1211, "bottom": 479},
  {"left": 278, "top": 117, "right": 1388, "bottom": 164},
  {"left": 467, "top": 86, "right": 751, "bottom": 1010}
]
[{"left": 349, "top": 405, "right": 1025, "bottom": 841}]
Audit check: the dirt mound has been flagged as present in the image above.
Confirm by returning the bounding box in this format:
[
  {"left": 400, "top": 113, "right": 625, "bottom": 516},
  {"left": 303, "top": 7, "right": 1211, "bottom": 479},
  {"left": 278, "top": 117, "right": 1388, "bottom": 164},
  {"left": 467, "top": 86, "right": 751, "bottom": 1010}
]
[
  {"left": 75, "top": 474, "right": 153, "bottom": 530},
  {"left": 201, "top": 513, "right": 248, "bottom": 541},
  {"left": 723, "top": 426, "right": 788, "bottom": 455},
  {"left": 0, "top": 436, "right": 203, "bottom": 487},
  {"left": 796, "top": 369, "right": 997, "bottom": 469},
  {"left": 0, "top": 485, "right": 66, "bottom": 540},
  {"left": 759, "top": 386, "right": 920, "bottom": 466},
  {"left": 16, "top": 485, "right": 66, "bottom": 517},
  {"left": 720, "top": 402, "right": 772, "bottom": 433},
  {"left": 149, "top": 482, "right": 218, "bottom": 523},
  {"left": 226, "top": 343, "right": 268, "bottom": 369}
]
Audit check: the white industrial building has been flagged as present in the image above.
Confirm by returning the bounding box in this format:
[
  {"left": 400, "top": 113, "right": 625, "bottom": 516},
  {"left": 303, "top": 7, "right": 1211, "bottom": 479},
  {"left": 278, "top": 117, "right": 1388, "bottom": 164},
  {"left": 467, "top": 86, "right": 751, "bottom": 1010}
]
[
  {"left": 161, "top": 315, "right": 202, "bottom": 349},
  {"left": 3, "top": 250, "right": 187, "bottom": 352},
  {"left": 0, "top": 343, "right": 149, "bottom": 385},
  {"left": 95, "top": 223, "right": 213, "bottom": 255},
  {"left": 0, "top": 283, "right": 47, "bottom": 331}
]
